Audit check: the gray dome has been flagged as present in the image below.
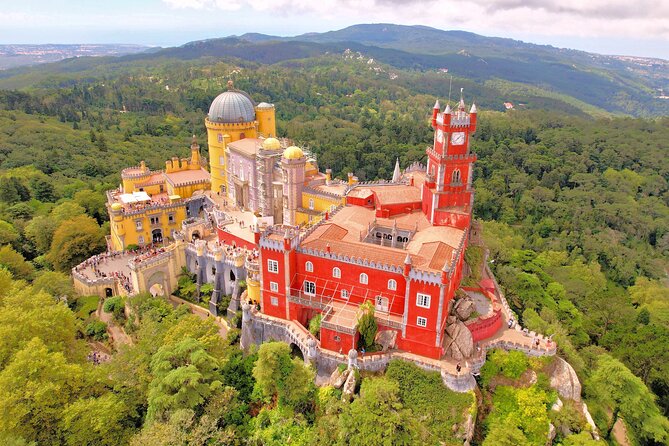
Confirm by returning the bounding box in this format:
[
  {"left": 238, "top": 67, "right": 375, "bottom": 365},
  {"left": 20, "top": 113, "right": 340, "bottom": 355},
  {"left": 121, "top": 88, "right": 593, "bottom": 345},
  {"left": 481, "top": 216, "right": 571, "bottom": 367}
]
[{"left": 208, "top": 90, "right": 256, "bottom": 123}]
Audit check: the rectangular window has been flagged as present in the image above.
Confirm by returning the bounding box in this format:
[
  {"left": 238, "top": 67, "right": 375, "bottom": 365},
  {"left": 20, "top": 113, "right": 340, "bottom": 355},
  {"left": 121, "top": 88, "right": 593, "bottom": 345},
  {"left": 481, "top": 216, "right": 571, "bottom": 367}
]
[
  {"left": 219, "top": 155, "right": 225, "bottom": 165},
  {"left": 270, "top": 282, "right": 278, "bottom": 292},
  {"left": 417, "top": 316, "right": 428, "bottom": 328},
  {"left": 135, "top": 220, "right": 143, "bottom": 231},
  {"left": 416, "top": 293, "right": 431, "bottom": 309},
  {"left": 303, "top": 281, "right": 316, "bottom": 296},
  {"left": 267, "top": 259, "right": 279, "bottom": 273},
  {"left": 270, "top": 296, "right": 278, "bottom": 306},
  {"left": 309, "top": 198, "right": 314, "bottom": 210},
  {"left": 168, "top": 214, "right": 175, "bottom": 223},
  {"left": 341, "top": 289, "right": 349, "bottom": 299}
]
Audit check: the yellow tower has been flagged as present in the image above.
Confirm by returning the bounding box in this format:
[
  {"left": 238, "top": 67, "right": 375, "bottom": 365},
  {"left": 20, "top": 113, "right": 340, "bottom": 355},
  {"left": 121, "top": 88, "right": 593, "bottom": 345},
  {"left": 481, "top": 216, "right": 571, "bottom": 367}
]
[{"left": 204, "top": 81, "right": 276, "bottom": 195}]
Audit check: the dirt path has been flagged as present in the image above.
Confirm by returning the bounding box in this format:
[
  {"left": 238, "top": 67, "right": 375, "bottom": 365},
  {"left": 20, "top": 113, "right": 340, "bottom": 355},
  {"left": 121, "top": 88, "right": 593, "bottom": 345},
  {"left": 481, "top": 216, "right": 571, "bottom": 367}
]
[
  {"left": 97, "top": 304, "right": 132, "bottom": 350},
  {"left": 612, "top": 418, "right": 631, "bottom": 446}
]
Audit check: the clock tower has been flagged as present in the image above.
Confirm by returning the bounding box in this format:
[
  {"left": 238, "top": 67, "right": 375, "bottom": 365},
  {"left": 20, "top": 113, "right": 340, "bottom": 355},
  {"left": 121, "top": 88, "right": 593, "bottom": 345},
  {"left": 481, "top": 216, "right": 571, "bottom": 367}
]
[{"left": 421, "top": 92, "right": 477, "bottom": 229}]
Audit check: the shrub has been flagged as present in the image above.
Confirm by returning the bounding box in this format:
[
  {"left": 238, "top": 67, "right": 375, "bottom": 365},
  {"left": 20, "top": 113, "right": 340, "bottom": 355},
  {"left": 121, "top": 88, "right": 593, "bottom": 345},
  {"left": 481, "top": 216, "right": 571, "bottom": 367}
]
[
  {"left": 73, "top": 295, "right": 100, "bottom": 320},
  {"left": 308, "top": 313, "right": 322, "bottom": 338},
  {"left": 103, "top": 296, "right": 125, "bottom": 322},
  {"left": 217, "top": 294, "right": 232, "bottom": 314},
  {"left": 85, "top": 320, "right": 108, "bottom": 341},
  {"left": 125, "top": 244, "right": 139, "bottom": 252}
]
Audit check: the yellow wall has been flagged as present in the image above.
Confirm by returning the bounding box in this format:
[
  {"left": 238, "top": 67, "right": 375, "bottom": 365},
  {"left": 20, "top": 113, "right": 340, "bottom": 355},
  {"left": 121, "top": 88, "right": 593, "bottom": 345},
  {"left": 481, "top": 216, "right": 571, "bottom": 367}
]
[
  {"left": 301, "top": 192, "right": 343, "bottom": 213},
  {"left": 256, "top": 107, "right": 276, "bottom": 138},
  {"left": 109, "top": 205, "right": 187, "bottom": 251},
  {"left": 205, "top": 119, "right": 258, "bottom": 195}
]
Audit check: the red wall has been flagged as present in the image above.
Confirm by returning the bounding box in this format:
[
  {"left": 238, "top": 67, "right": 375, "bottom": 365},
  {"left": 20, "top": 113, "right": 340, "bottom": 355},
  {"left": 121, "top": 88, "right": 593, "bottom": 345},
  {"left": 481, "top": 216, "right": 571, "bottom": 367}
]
[
  {"left": 292, "top": 253, "right": 406, "bottom": 316},
  {"left": 217, "top": 228, "right": 256, "bottom": 250},
  {"left": 260, "top": 247, "right": 288, "bottom": 319},
  {"left": 466, "top": 309, "right": 502, "bottom": 342},
  {"left": 321, "top": 326, "right": 358, "bottom": 353}
]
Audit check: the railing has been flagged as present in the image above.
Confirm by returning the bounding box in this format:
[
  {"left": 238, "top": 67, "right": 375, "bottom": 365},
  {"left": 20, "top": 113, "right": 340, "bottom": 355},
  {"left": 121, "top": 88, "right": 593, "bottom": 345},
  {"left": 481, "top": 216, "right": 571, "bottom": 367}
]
[{"left": 287, "top": 290, "right": 332, "bottom": 310}]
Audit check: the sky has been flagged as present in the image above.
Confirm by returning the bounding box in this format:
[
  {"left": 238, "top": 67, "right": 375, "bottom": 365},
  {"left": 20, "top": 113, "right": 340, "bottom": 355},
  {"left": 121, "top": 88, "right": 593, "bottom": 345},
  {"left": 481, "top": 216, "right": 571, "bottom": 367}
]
[{"left": 1, "top": 0, "right": 669, "bottom": 59}]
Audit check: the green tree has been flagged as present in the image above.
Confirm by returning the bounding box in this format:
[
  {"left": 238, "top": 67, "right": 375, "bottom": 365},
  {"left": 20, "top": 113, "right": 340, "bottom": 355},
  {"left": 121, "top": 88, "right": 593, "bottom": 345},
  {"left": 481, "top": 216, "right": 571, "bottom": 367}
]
[
  {"left": 339, "top": 377, "right": 417, "bottom": 446},
  {"left": 0, "top": 338, "right": 90, "bottom": 443},
  {"left": 357, "top": 301, "right": 377, "bottom": 350},
  {"left": 147, "top": 337, "right": 223, "bottom": 422},
  {"left": 0, "top": 177, "right": 30, "bottom": 204},
  {"left": 0, "top": 220, "right": 19, "bottom": 246},
  {"left": 482, "top": 423, "right": 530, "bottom": 446},
  {"left": 32, "top": 271, "right": 75, "bottom": 301},
  {"left": 0, "top": 245, "right": 34, "bottom": 281},
  {"left": 253, "top": 342, "right": 315, "bottom": 409},
  {"left": 61, "top": 393, "right": 134, "bottom": 446},
  {"left": 29, "top": 177, "right": 56, "bottom": 202},
  {"left": 589, "top": 354, "right": 669, "bottom": 442},
  {"left": 47, "top": 215, "right": 105, "bottom": 271},
  {"left": 560, "top": 432, "right": 601, "bottom": 446},
  {"left": 74, "top": 189, "right": 107, "bottom": 223}
]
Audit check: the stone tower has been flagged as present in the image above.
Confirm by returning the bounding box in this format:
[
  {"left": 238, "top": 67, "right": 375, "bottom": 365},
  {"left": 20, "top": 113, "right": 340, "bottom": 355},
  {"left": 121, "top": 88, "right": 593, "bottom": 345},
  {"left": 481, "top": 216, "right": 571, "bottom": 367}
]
[{"left": 281, "top": 146, "right": 306, "bottom": 226}]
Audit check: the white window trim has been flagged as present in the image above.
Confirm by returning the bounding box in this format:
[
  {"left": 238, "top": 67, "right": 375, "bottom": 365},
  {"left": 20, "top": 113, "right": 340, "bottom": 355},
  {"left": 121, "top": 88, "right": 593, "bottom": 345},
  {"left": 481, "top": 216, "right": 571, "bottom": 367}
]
[
  {"left": 360, "top": 273, "right": 368, "bottom": 284},
  {"left": 332, "top": 267, "right": 341, "bottom": 278},
  {"left": 341, "top": 289, "right": 349, "bottom": 299},
  {"left": 305, "top": 261, "right": 314, "bottom": 272},
  {"left": 388, "top": 279, "right": 397, "bottom": 291},
  {"left": 270, "top": 282, "right": 279, "bottom": 292},
  {"left": 303, "top": 280, "right": 316, "bottom": 296},
  {"left": 308, "top": 198, "right": 315, "bottom": 210},
  {"left": 270, "top": 296, "right": 279, "bottom": 306},
  {"left": 416, "top": 293, "right": 431, "bottom": 309},
  {"left": 417, "top": 316, "right": 428, "bottom": 328},
  {"left": 267, "top": 259, "right": 279, "bottom": 273}
]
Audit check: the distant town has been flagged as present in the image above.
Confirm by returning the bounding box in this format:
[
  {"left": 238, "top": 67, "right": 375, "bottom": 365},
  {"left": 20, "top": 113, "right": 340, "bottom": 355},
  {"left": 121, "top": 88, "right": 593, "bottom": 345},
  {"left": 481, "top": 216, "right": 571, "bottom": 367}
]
[{"left": 0, "top": 44, "right": 149, "bottom": 70}]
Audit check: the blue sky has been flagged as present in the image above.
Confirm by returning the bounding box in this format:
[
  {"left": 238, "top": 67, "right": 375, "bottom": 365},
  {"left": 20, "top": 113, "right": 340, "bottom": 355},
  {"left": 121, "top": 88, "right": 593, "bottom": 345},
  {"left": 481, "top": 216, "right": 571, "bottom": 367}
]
[{"left": 2, "top": 0, "right": 668, "bottom": 59}]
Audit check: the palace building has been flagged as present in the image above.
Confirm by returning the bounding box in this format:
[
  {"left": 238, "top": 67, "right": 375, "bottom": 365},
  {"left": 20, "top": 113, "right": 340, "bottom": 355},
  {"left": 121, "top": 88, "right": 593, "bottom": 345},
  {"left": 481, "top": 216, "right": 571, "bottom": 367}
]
[{"left": 94, "top": 83, "right": 512, "bottom": 364}]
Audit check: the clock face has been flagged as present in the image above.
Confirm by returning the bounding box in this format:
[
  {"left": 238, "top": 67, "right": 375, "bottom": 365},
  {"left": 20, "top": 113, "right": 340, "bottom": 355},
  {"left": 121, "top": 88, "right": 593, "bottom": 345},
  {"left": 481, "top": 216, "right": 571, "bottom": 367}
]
[
  {"left": 436, "top": 129, "right": 444, "bottom": 143},
  {"left": 451, "top": 132, "right": 466, "bottom": 145}
]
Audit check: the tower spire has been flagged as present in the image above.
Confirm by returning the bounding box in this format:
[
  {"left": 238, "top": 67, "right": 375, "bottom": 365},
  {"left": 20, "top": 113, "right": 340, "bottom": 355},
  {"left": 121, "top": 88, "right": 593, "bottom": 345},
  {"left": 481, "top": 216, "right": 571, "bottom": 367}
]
[{"left": 392, "top": 158, "right": 401, "bottom": 183}]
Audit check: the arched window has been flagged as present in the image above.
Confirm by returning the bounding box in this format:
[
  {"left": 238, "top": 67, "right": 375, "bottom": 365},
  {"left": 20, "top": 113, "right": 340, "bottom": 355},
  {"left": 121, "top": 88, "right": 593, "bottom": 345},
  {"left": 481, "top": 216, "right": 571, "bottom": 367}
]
[
  {"left": 360, "top": 273, "right": 368, "bottom": 285},
  {"left": 452, "top": 169, "right": 461, "bottom": 184},
  {"left": 388, "top": 279, "right": 397, "bottom": 291},
  {"left": 308, "top": 198, "right": 315, "bottom": 210},
  {"left": 332, "top": 267, "right": 341, "bottom": 278},
  {"left": 341, "top": 289, "right": 349, "bottom": 299},
  {"left": 305, "top": 261, "right": 314, "bottom": 272}
]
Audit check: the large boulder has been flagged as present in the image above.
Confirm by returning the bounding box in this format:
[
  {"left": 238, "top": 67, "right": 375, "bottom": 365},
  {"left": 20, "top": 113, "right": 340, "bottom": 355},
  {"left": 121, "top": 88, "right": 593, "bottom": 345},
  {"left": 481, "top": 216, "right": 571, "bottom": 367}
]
[
  {"left": 342, "top": 369, "right": 357, "bottom": 402},
  {"left": 329, "top": 367, "right": 350, "bottom": 389},
  {"left": 375, "top": 330, "right": 397, "bottom": 351},
  {"left": 549, "top": 357, "right": 582, "bottom": 402},
  {"left": 454, "top": 297, "right": 476, "bottom": 321},
  {"left": 443, "top": 320, "right": 474, "bottom": 360}
]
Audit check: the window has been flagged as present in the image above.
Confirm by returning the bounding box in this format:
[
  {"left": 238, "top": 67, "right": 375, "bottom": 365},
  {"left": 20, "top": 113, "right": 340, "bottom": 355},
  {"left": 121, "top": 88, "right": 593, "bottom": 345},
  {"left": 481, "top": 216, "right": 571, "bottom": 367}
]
[
  {"left": 334, "top": 335, "right": 341, "bottom": 342},
  {"left": 267, "top": 259, "right": 279, "bottom": 273},
  {"left": 218, "top": 133, "right": 223, "bottom": 143},
  {"left": 308, "top": 198, "right": 314, "bottom": 210},
  {"left": 211, "top": 266, "right": 216, "bottom": 276},
  {"left": 150, "top": 216, "right": 160, "bottom": 226},
  {"left": 270, "top": 282, "right": 279, "bottom": 292},
  {"left": 305, "top": 261, "right": 314, "bottom": 272},
  {"left": 270, "top": 296, "right": 279, "bottom": 306},
  {"left": 332, "top": 267, "right": 341, "bottom": 278},
  {"left": 416, "top": 293, "right": 431, "bottom": 309},
  {"left": 452, "top": 169, "right": 461, "bottom": 184},
  {"left": 360, "top": 273, "right": 368, "bottom": 284},
  {"left": 135, "top": 220, "right": 143, "bottom": 231},
  {"left": 388, "top": 279, "right": 397, "bottom": 291},
  {"left": 330, "top": 204, "right": 337, "bottom": 212},
  {"left": 375, "top": 296, "right": 389, "bottom": 313},
  {"left": 168, "top": 214, "right": 175, "bottom": 223},
  {"left": 417, "top": 316, "right": 428, "bottom": 328},
  {"left": 303, "top": 281, "right": 316, "bottom": 296},
  {"left": 138, "top": 235, "right": 145, "bottom": 245},
  {"left": 341, "top": 289, "right": 349, "bottom": 299},
  {"left": 219, "top": 155, "right": 225, "bottom": 166}
]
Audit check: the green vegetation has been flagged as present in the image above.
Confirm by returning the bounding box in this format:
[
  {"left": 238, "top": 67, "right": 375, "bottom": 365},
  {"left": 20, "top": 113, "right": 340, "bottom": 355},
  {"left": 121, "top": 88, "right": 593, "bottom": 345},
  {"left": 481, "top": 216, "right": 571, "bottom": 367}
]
[
  {"left": 356, "top": 301, "right": 378, "bottom": 350},
  {"left": 308, "top": 313, "right": 322, "bottom": 338},
  {"left": 84, "top": 320, "right": 108, "bottom": 341}
]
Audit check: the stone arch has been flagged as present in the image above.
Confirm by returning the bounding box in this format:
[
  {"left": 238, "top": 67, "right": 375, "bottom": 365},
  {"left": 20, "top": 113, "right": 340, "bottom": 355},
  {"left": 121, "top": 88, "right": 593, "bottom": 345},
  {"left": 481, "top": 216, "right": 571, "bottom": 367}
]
[
  {"left": 105, "top": 287, "right": 113, "bottom": 298},
  {"left": 289, "top": 342, "right": 305, "bottom": 361},
  {"left": 146, "top": 270, "right": 168, "bottom": 297}
]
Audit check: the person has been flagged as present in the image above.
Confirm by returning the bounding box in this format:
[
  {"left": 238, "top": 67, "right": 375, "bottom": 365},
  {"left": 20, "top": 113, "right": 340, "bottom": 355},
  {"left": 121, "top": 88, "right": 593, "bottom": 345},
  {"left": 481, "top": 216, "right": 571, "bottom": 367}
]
[{"left": 361, "top": 347, "right": 365, "bottom": 357}]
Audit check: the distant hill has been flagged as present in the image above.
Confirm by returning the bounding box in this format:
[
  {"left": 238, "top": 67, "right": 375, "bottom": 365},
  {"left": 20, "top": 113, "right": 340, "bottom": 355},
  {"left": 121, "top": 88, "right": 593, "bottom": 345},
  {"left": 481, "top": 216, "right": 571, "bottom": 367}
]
[
  {"left": 1, "top": 24, "right": 668, "bottom": 117},
  {"left": 0, "top": 44, "right": 151, "bottom": 70}
]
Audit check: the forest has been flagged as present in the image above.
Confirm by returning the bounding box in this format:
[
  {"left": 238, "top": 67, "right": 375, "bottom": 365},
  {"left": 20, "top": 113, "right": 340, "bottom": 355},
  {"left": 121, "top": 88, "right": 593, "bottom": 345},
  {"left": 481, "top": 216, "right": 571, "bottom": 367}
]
[{"left": 0, "top": 53, "right": 667, "bottom": 445}]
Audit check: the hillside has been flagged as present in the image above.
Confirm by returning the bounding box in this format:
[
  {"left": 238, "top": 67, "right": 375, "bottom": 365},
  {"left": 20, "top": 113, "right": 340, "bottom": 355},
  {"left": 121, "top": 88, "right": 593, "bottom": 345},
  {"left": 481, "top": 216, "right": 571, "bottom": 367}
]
[{"left": 0, "top": 24, "right": 668, "bottom": 116}]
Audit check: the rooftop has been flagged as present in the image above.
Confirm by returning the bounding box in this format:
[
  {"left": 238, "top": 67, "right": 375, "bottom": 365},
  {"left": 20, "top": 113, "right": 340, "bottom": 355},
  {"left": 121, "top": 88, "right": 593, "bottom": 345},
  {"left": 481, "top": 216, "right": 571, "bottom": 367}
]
[
  {"left": 165, "top": 168, "right": 211, "bottom": 187},
  {"left": 227, "top": 138, "right": 262, "bottom": 157},
  {"left": 300, "top": 205, "right": 464, "bottom": 273}
]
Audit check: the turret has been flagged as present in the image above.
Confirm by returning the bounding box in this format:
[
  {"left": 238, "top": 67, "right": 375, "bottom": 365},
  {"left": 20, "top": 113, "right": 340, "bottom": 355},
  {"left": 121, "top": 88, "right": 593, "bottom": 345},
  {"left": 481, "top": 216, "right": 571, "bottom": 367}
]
[
  {"left": 431, "top": 99, "right": 440, "bottom": 128},
  {"left": 469, "top": 103, "right": 477, "bottom": 128},
  {"left": 403, "top": 253, "right": 412, "bottom": 277},
  {"left": 190, "top": 134, "right": 201, "bottom": 168}
]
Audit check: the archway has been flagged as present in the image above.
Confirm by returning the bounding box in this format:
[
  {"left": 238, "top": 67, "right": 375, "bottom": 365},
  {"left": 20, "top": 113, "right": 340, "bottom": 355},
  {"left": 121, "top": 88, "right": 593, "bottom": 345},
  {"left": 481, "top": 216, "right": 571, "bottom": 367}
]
[
  {"left": 146, "top": 271, "right": 167, "bottom": 297},
  {"left": 230, "top": 269, "right": 236, "bottom": 282},
  {"left": 149, "top": 283, "right": 165, "bottom": 297},
  {"left": 152, "top": 229, "right": 163, "bottom": 244},
  {"left": 105, "top": 287, "right": 113, "bottom": 298},
  {"left": 191, "top": 231, "right": 201, "bottom": 241},
  {"left": 290, "top": 343, "right": 304, "bottom": 361}
]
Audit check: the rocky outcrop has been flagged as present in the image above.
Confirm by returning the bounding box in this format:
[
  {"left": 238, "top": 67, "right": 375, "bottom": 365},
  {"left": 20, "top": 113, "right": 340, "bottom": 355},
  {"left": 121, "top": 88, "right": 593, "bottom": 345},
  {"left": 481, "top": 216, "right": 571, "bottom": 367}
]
[
  {"left": 443, "top": 317, "right": 474, "bottom": 360},
  {"left": 329, "top": 367, "right": 350, "bottom": 389},
  {"left": 342, "top": 369, "right": 357, "bottom": 401},
  {"left": 454, "top": 296, "right": 476, "bottom": 321},
  {"left": 375, "top": 330, "right": 397, "bottom": 352},
  {"left": 549, "top": 357, "right": 581, "bottom": 402}
]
